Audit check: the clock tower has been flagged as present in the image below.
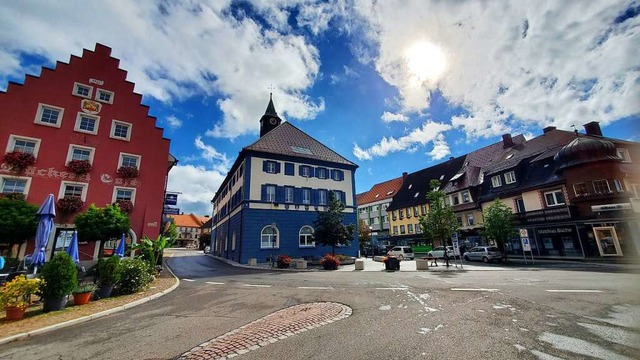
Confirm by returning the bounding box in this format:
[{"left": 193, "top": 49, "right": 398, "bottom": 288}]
[{"left": 259, "top": 93, "right": 282, "bottom": 137}]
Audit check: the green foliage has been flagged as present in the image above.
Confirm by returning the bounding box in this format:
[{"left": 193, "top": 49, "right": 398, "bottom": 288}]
[
  {"left": 96, "top": 256, "right": 122, "bottom": 286},
  {"left": 482, "top": 200, "right": 516, "bottom": 258},
  {"left": 198, "top": 232, "right": 211, "bottom": 250},
  {"left": 74, "top": 204, "right": 131, "bottom": 243},
  {"left": 118, "top": 258, "right": 152, "bottom": 294},
  {"left": 312, "top": 192, "right": 356, "bottom": 255},
  {"left": 38, "top": 253, "right": 78, "bottom": 298},
  {"left": 418, "top": 179, "right": 459, "bottom": 247},
  {"left": 132, "top": 235, "right": 170, "bottom": 274},
  {"left": 0, "top": 197, "right": 38, "bottom": 244},
  {"left": 163, "top": 222, "right": 179, "bottom": 245},
  {"left": 357, "top": 219, "right": 371, "bottom": 250},
  {"left": 0, "top": 275, "right": 41, "bottom": 310},
  {"left": 74, "top": 283, "right": 97, "bottom": 294}
]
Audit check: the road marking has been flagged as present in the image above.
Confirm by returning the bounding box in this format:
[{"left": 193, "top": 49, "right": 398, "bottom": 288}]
[
  {"left": 451, "top": 288, "right": 499, "bottom": 292},
  {"left": 297, "top": 286, "right": 333, "bottom": 290},
  {"left": 375, "top": 287, "right": 408, "bottom": 290},
  {"left": 243, "top": 284, "right": 272, "bottom": 288},
  {"left": 182, "top": 279, "right": 195, "bottom": 282},
  {"left": 545, "top": 290, "right": 602, "bottom": 293},
  {"left": 205, "top": 281, "right": 225, "bottom": 285}
]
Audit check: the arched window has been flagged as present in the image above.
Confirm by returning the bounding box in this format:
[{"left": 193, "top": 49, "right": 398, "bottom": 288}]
[
  {"left": 261, "top": 225, "right": 278, "bottom": 249},
  {"left": 299, "top": 226, "right": 315, "bottom": 247}
]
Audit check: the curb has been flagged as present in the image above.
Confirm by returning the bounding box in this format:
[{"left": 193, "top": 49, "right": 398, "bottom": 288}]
[
  {"left": 206, "top": 254, "right": 317, "bottom": 272},
  {"left": 0, "top": 259, "right": 180, "bottom": 346}
]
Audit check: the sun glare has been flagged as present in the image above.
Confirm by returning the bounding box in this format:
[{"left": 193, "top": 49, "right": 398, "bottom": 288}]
[{"left": 405, "top": 41, "right": 447, "bottom": 83}]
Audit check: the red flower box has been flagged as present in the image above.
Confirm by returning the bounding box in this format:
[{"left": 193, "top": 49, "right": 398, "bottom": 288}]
[
  {"left": 57, "top": 196, "right": 84, "bottom": 214},
  {"left": 117, "top": 166, "right": 139, "bottom": 179},
  {"left": 115, "top": 200, "right": 133, "bottom": 213},
  {"left": 3, "top": 151, "right": 36, "bottom": 172},
  {"left": 67, "top": 160, "right": 92, "bottom": 175}
]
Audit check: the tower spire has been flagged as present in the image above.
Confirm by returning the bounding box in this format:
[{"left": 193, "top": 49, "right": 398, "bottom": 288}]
[{"left": 259, "top": 92, "right": 281, "bottom": 137}]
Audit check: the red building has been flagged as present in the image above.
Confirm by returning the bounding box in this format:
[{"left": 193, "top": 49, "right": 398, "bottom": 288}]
[{"left": 0, "top": 44, "right": 175, "bottom": 261}]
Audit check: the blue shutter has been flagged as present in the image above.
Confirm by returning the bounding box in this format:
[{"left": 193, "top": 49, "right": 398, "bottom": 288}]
[
  {"left": 294, "top": 188, "right": 303, "bottom": 203},
  {"left": 275, "top": 162, "right": 281, "bottom": 174},
  {"left": 285, "top": 163, "right": 294, "bottom": 176},
  {"left": 341, "top": 191, "right": 346, "bottom": 204},
  {"left": 262, "top": 161, "right": 268, "bottom": 172},
  {"left": 276, "top": 186, "right": 284, "bottom": 203},
  {"left": 298, "top": 165, "right": 303, "bottom": 176},
  {"left": 312, "top": 189, "right": 319, "bottom": 205},
  {"left": 339, "top": 170, "right": 344, "bottom": 181},
  {"left": 261, "top": 185, "right": 267, "bottom": 201}
]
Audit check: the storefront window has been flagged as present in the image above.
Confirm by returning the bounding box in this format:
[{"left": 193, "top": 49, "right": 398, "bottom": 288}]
[{"left": 593, "top": 226, "right": 622, "bottom": 256}]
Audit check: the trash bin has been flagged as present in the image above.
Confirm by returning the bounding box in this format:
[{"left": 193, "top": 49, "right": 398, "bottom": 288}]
[{"left": 384, "top": 257, "right": 400, "bottom": 271}]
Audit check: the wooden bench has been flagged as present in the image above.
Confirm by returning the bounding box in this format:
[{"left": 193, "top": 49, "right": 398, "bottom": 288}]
[{"left": 422, "top": 257, "right": 438, "bottom": 266}]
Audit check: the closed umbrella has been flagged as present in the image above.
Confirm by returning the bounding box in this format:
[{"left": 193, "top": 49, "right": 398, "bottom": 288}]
[
  {"left": 31, "top": 194, "right": 56, "bottom": 272},
  {"left": 114, "top": 233, "right": 126, "bottom": 258},
  {"left": 66, "top": 231, "right": 79, "bottom": 264}
]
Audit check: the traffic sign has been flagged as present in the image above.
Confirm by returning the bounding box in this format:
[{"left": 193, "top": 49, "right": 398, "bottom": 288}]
[
  {"left": 521, "top": 237, "right": 531, "bottom": 251},
  {"left": 519, "top": 228, "right": 528, "bottom": 238}
]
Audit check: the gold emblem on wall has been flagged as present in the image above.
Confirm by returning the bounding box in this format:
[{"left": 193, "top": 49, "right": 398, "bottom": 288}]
[{"left": 81, "top": 99, "right": 102, "bottom": 114}]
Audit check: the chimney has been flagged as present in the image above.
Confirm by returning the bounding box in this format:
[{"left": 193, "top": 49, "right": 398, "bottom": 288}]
[
  {"left": 542, "top": 126, "right": 556, "bottom": 134},
  {"left": 502, "top": 134, "right": 514, "bottom": 148},
  {"left": 583, "top": 121, "right": 603, "bottom": 136},
  {"left": 402, "top": 172, "right": 408, "bottom": 180}
]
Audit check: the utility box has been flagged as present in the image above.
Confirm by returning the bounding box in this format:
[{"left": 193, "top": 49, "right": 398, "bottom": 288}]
[{"left": 248, "top": 258, "right": 257, "bottom": 266}]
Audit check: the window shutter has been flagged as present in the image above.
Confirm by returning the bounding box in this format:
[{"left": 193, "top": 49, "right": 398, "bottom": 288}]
[
  {"left": 276, "top": 186, "right": 284, "bottom": 203},
  {"left": 295, "top": 188, "right": 303, "bottom": 203},
  {"left": 262, "top": 161, "right": 268, "bottom": 172},
  {"left": 312, "top": 189, "right": 319, "bottom": 204},
  {"left": 285, "top": 163, "right": 294, "bottom": 176},
  {"left": 298, "top": 165, "right": 303, "bottom": 176},
  {"left": 261, "top": 185, "right": 267, "bottom": 201},
  {"left": 275, "top": 162, "right": 281, "bottom": 174},
  {"left": 338, "top": 170, "right": 344, "bottom": 181},
  {"left": 314, "top": 167, "right": 320, "bottom": 178},
  {"left": 340, "top": 191, "right": 346, "bottom": 204}
]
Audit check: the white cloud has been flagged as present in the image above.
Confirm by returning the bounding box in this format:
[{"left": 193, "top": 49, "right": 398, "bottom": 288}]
[
  {"left": 194, "top": 136, "right": 231, "bottom": 173},
  {"left": 352, "top": 121, "right": 451, "bottom": 160},
  {"left": 351, "top": 0, "right": 640, "bottom": 138},
  {"left": 167, "top": 164, "right": 225, "bottom": 217},
  {"left": 164, "top": 115, "right": 183, "bottom": 129},
  {"left": 330, "top": 65, "right": 358, "bottom": 84},
  {"left": 427, "top": 133, "right": 450, "bottom": 160},
  {"left": 381, "top": 111, "right": 409, "bottom": 123}
]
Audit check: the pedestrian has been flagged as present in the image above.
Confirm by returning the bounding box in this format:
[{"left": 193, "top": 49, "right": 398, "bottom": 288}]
[{"left": 444, "top": 248, "right": 450, "bottom": 267}]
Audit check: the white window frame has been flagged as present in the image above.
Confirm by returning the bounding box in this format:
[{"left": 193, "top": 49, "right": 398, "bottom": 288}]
[
  {"left": 6, "top": 134, "right": 42, "bottom": 157},
  {"left": 299, "top": 226, "right": 315, "bottom": 247},
  {"left": 266, "top": 162, "right": 276, "bottom": 174},
  {"left": 613, "top": 179, "right": 624, "bottom": 192},
  {"left": 302, "top": 188, "right": 311, "bottom": 204},
  {"left": 504, "top": 171, "right": 516, "bottom": 184},
  {"left": 74, "top": 112, "right": 100, "bottom": 135},
  {"left": 301, "top": 166, "right": 311, "bottom": 178},
  {"left": 260, "top": 225, "right": 279, "bottom": 249},
  {"left": 317, "top": 168, "right": 327, "bottom": 179},
  {"left": 66, "top": 144, "right": 95, "bottom": 164},
  {"left": 332, "top": 170, "right": 341, "bottom": 181},
  {"left": 593, "top": 179, "right": 611, "bottom": 193},
  {"left": 112, "top": 186, "right": 137, "bottom": 204},
  {"left": 319, "top": 190, "right": 327, "bottom": 205},
  {"left": 110, "top": 120, "right": 132, "bottom": 141},
  {"left": 266, "top": 185, "right": 276, "bottom": 202},
  {"left": 34, "top": 103, "right": 64, "bottom": 128},
  {"left": 616, "top": 148, "right": 631, "bottom": 162},
  {"left": 72, "top": 82, "right": 93, "bottom": 99},
  {"left": 491, "top": 175, "right": 502, "bottom": 187},
  {"left": 118, "top": 152, "right": 141, "bottom": 170},
  {"left": 544, "top": 189, "right": 565, "bottom": 207},
  {"left": 58, "top": 181, "right": 88, "bottom": 201},
  {"left": 0, "top": 175, "right": 32, "bottom": 196},
  {"left": 285, "top": 187, "right": 294, "bottom": 203},
  {"left": 467, "top": 213, "right": 475, "bottom": 226},
  {"left": 95, "top": 88, "right": 114, "bottom": 104},
  {"left": 461, "top": 191, "right": 471, "bottom": 203},
  {"left": 632, "top": 184, "right": 640, "bottom": 199}
]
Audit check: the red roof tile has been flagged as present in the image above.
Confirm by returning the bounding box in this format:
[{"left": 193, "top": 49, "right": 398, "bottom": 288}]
[{"left": 356, "top": 176, "right": 404, "bottom": 205}]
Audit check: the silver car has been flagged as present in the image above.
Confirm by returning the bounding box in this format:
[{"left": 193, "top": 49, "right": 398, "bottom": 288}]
[
  {"left": 387, "top": 246, "right": 415, "bottom": 260},
  {"left": 427, "top": 246, "right": 459, "bottom": 259},
  {"left": 464, "top": 246, "right": 503, "bottom": 263}
]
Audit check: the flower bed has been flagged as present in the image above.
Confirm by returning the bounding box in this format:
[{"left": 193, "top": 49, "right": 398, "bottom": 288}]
[
  {"left": 67, "top": 160, "right": 92, "bottom": 175},
  {"left": 117, "top": 166, "right": 139, "bottom": 179},
  {"left": 3, "top": 151, "right": 36, "bottom": 172}
]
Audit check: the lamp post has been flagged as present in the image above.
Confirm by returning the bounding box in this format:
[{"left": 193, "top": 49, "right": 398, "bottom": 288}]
[{"left": 270, "top": 222, "right": 277, "bottom": 268}]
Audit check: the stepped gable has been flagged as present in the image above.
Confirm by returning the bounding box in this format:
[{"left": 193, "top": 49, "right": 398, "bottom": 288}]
[
  {"left": 244, "top": 122, "right": 357, "bottom": 166},
  {"left": 387, "top": 155, "right": 467, "bottom": 211},
  {"left": 356, "top": 176, "right": 404, "bottom": 205}
]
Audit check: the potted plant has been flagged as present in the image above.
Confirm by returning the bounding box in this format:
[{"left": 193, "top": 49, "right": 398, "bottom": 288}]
[
  {"left": 320, "top": 254, "right": 340, "bottom": 270},
  {"left": 3, "top": 151, "right": 36, "bottom": 173},
  {"left": 117, "top": 166, "right": 139, "bottom": 179},
  {"left": 57, "top": 196, "right": 85, "bottom": 215},
  {"left": 67, "top": 159, "right": 92, "bottom": 175},
  {"left": 95, "top": 256, "right": 122, "bottom": 299},
  {"left": 276, "top": 254, "right": 292, "bottom": 269},
  {"left": 383, "top": 256, "right": 400, "bottom": 271},
  {"left": 0, "top": 275, "right": 41, "bottom": 320},
  {"left": 72, "top": 283, "right": 97, "bottom": 306},
  {"left": 38, "top": 253, "right": 77, "bottom": 313},
  {"left": 114, "top": 199, "right": 133, "bottom": 214}
]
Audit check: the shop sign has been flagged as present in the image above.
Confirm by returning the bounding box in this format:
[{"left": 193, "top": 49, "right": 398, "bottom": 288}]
[
  {"left": 536, "top": 227, "right": 574, "bottom": 235},
  {"left": 165, "top": 193, "right": 178, "bottom": 206},
  {"left": 515, "top": 206, "right": 572, "bottom": 224},
  {"left": 164, "top": 207, "right": 180, "bottom": 215},
  {"left": 591, "top": 203, "right": 631, "bottom": 212}
]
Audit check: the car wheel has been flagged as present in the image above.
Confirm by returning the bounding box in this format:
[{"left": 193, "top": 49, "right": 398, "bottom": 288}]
[
  {"left": 398, "top": 254, "right": 404, "bottom": 260},
  {"left": 464, "top": 255, "right": 470, "bottom": 261},
  {"left": 482, "top": 256, "right": 489, "bottom": 263}
]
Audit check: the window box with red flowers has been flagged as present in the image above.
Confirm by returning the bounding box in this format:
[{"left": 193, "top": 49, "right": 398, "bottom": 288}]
[
  {"left": 67, "top": 160, "right": 92, "bottom": 175},
  {"left": 115, "top": 200, "right": 133, "bottom": 213},
  {"left": 57, "top": 196, "right": 85, "bottom": 215},
  {"left": 117, "top": 166, "right": 139, "bottom": 179},
  {"left": 276, "top": 254, "right": 292, "bottom": 269},
  {"left": 3, "top": 151, "right": 36, "bottom": 172}
]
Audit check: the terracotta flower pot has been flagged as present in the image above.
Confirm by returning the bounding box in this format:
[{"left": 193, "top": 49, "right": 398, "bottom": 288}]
[
  {"left": 73, "top": 291, "right": 93, "bottom": 305},
  {"left": 5, "top": 306, "right": 26, "bottom": 321}
]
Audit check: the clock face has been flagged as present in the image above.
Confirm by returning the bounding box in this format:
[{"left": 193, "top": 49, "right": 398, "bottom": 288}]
[{"left": 269, "top": 117, "right": 277, "bottom": 125}]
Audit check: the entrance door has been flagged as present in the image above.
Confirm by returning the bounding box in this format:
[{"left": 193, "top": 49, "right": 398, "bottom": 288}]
[
  {"left": 593, "top": 226, "right": 622, "bottom": 256},
  {"left": 52, "top": 228, "right": 75, "bottom": 257}
]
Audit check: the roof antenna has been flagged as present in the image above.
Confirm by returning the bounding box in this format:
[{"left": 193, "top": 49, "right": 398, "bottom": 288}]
[{"left": 267, "top": 84, "right": 275, "bottom": 99}]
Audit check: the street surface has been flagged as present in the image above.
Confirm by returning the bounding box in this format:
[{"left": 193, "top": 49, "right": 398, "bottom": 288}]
[{"left": 0, "top": 249, "right": 638, "bottom": 359}]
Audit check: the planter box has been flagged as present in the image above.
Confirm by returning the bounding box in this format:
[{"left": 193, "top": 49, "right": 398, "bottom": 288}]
[
  {"left": 355, "top": 259, "right": 365, "bottom": 270},
  {"left": 416, "top": 259, "right": 429, "bottom": 270},
  {"left": 247, "top": 258, "right": 257, "bottom": 266},
  {"left": 385, "top": 257, "right": 400, "bottom": 271}
]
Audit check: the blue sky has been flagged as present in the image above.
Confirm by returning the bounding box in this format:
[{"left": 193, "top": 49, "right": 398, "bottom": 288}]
[{"left": 1, "top": 1, "right": 638, "bottom": 215}]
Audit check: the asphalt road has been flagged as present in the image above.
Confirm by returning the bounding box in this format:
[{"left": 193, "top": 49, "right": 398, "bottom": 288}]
[{"left": 0, "top": 249, "right": 638, "bottom": 360}]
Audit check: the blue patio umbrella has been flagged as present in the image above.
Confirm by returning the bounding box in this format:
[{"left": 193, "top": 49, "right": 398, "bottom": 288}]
[
  {"left": 31, "top": 194, "right": 56, "bottom": 271},
  {"left": 114, "top": 233, "right": 126, "bottom": 258},
  {"left": 66, "top": 231, "right": 79, "bottom": 264}
]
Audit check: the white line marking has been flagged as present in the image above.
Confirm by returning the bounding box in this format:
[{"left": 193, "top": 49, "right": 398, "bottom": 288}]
[
  {"left": 451, "top": 288, "right": 499, "bottom": 292},
  {"left": 297, "top": 286, "right": 333, "bottom": 290},
  {"left": 205, "top": 281, "right": 225, "bottom": 285},
  {"left": 545, "top": 290, "right": 602, "bottom": 293},
  {"left": 182, "top": 279, "right": 195, "bottom": 282},
  {"left": 243, "top": 284, "right": 272, "bottom": 288},
  {"left": 375, "top": 287, "right": 408, "bottom": 290}
]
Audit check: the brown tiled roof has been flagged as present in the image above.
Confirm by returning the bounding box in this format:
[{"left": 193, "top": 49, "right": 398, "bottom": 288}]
[
  {"left": 244, "top": 122, "right": 357, "bottom": 167},
  {"left": 356, "top": 176, "right": 404, "bottom": 206},
  {"left": 201, "top": 217, "right": 213, "bottom": 229},
  {"left": 169, "top": 214, "right": 206, "bottom": 228}
]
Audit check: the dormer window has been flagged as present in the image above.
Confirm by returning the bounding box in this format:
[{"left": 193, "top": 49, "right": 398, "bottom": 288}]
[
  {"left": 491, "top": 175, "right": 502, "bottom": 188},
  {"left": 504, "top": 171, "right": 516, "bottom": 184},
  {"left": 617, "top": 148, "right": 631, "bottom": 162}
]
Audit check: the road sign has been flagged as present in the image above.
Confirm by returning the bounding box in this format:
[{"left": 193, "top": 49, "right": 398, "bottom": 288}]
[
  {"left": 451, "top": 232, "right": 458, "bottom": 241},
  {"left": 163, "top": 207, "right": 180, "bottom": 215},
  {"left": 521, "top": 237, "right": 531, "bottom": 251},
  {"left": 519, "top": 228, "right": 528, "bottom": 238}
]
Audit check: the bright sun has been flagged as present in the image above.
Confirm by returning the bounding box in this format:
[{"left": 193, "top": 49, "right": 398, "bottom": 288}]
[{"left": 404, "top": 41, "right": 447, "bottom": 82}]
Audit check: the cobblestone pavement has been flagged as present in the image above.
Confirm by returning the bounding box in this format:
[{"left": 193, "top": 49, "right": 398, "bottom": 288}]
[{"left": 178, "top": 302, "right": 352, "bottom": 360}]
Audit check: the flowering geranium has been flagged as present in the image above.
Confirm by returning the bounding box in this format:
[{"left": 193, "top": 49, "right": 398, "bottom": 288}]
[
  {"left": 57, "top": 196, "right": 85, "bottom": 214},
  {"left": 115, "top": 199, "right": 133, "bottom": 213},
  {"left": 117, "top": 166, "right": 139, "bottom": 179},
  {"left": 3, "top": 151, "right": 36, "bottom": 172},
  {"left": 67, "top": 159, "right": 92, "bottom": 174},
  {"left": 0, "top": 275, "right": 42, "bottom": 310},
  {"left": 276, "top": 254, "right": 292, "bottom": 269},
  {"left": 320, "top": 254, "right": 340, "bottom": 270}
]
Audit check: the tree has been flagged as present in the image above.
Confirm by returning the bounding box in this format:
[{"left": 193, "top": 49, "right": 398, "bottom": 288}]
[
  {"left": 482, "top": 199, "right": 515, "bottom": 260},
  {"left": 162, "top": 222, "right": 178, "bottom": 245},
  {"left": 313, "top": 192, "right": 356, "bottom": 255},
  {"left": 132, "top": 234, "right": 171, "bottom": 274},
  {"left": 0, "top": 196, "right": 38, "bottom": 249},
  {"left": 74, "top": 204, "right": 130, "bottom": 256},
  {"left": 199, "top": 233, "right": 211, "bottom": 250},
  {"left": 357, "top": 219, "right": 371, "bottom": 252},
  {"left": 418, "top": 180, "right": 459, "bottom": 259}
]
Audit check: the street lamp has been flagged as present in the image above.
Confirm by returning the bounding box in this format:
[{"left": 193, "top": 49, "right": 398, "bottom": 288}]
[{"left": 270, "top": 222, "right": 277, "bottom": 268}]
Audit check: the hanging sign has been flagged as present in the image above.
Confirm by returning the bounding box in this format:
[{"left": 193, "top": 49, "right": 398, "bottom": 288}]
[{"left": 165, "top": 193, "right": 178, "bottom": 206}]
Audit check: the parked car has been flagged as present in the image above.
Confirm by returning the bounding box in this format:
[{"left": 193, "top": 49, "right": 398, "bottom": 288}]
[
  {"left": 387, "top": 246, "right": 415, "bottom": 260},
  {"left": 463, "top": 246, "right": 503, "bottom": 263},
  {"left": 204, "top": 246, "right": 210, "bottom": 254},
  {"left": 427, "top": 246, "right": 459, "bottom": 259}
]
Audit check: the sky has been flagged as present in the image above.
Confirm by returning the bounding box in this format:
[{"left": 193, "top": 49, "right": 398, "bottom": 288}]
[{"left": 1, "top": 0, "right": 638, "bottom": 216}]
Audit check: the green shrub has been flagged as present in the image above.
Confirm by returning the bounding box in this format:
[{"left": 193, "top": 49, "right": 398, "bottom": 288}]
[
  {"left": 118, "top": 258, "right": 152, "bottom": 294},
  {"left": 320, "top": 254, "right": 340, "bottom": 270},
  {"left": 96, "top": 256, "right": 122, "bottom": 287},
  {"left": 38, "top": 253, "right": 77, "bottom": 298}
]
